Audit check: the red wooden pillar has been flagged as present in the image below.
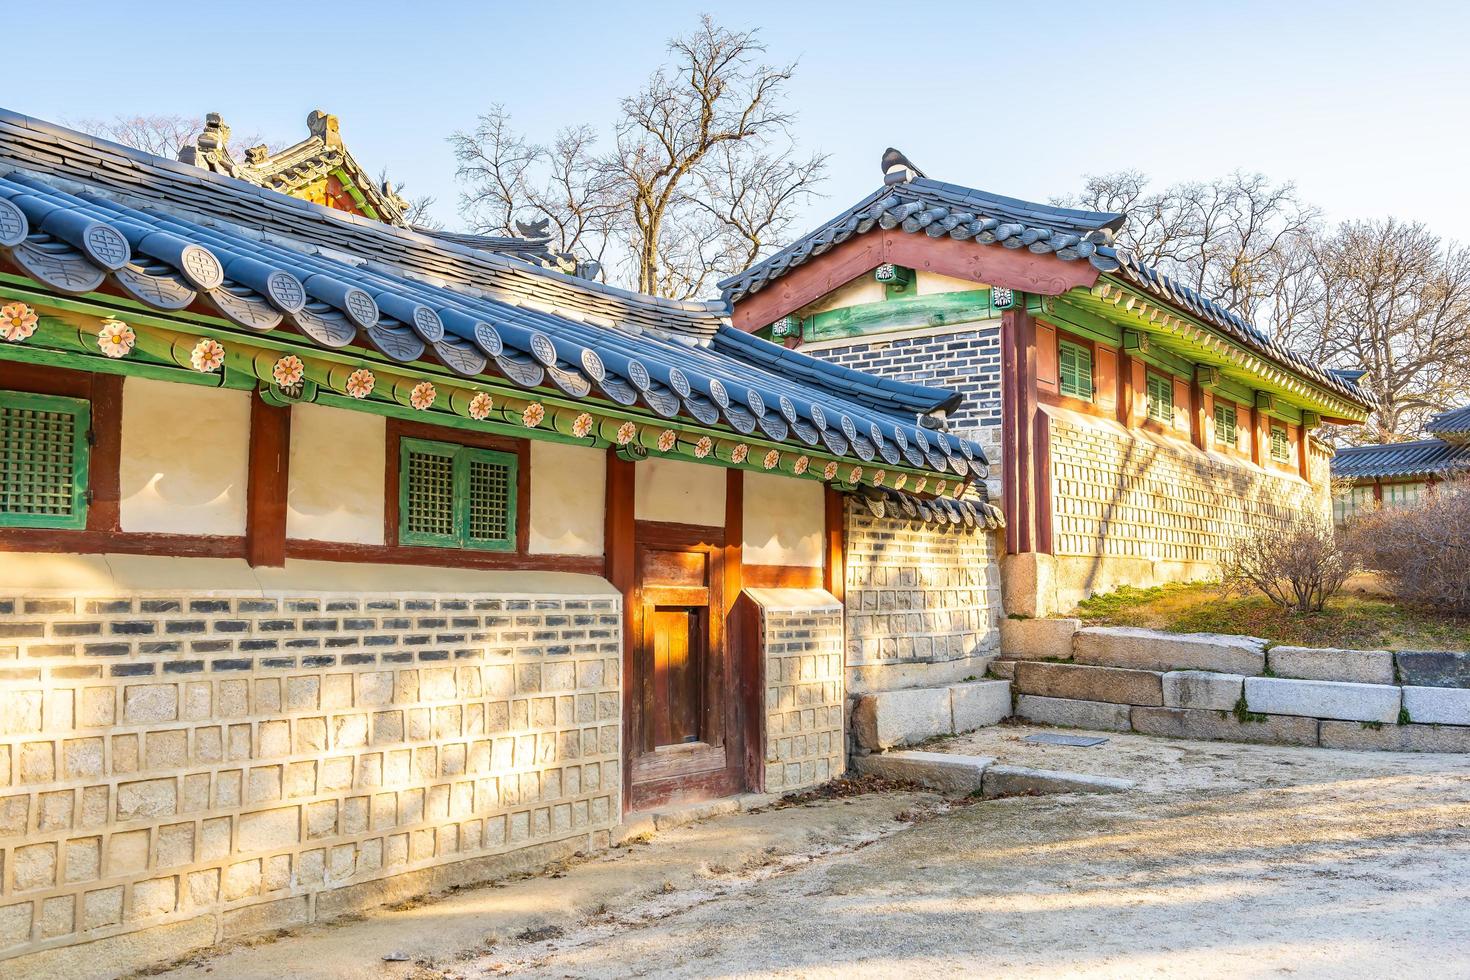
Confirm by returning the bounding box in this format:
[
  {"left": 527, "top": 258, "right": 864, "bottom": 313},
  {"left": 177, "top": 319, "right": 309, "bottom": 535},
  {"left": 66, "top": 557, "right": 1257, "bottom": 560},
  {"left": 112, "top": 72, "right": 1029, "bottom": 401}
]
[
  {"left": 822, "top": 486, "right": 845, "bottom": 603},
  {"left": 1000, "top": 307, "right": 1040, "bottom": 554},
  {"left": 1190, "top": 378, "right": 1208, "bottom": 451},
  {"left": 245, "top": 392, "right": 290, "bottom": 568},
  {"left": 1250, "top": 401, "right": 1267, "bottom": 467},
  {"left": 723, "top": 468, "right": 744, "bottom": 616}
]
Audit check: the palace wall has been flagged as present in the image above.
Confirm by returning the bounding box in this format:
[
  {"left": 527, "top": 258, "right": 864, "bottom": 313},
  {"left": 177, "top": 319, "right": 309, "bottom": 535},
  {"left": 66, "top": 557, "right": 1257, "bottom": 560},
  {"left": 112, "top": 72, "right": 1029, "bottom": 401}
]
[
  {"left": 1038, "top": 405, "right": 1332, "bottom": 611},
  {"left": 843, "top": 502, "right": 1004, "bottom": 697}
]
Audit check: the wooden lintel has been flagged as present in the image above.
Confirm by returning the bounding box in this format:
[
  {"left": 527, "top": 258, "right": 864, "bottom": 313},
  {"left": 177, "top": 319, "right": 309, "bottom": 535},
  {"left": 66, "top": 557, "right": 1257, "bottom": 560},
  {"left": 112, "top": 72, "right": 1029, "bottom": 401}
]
[{"left": 245, "top": 391, "right": 291, "bottom": 568}]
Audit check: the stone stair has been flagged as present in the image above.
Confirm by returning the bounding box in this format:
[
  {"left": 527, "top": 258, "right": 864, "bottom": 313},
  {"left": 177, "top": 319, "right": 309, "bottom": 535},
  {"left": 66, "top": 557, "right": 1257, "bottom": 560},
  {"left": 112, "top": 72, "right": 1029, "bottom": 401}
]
[{"left": 994, "top": 621, "right": 1470, "bottom": 752}]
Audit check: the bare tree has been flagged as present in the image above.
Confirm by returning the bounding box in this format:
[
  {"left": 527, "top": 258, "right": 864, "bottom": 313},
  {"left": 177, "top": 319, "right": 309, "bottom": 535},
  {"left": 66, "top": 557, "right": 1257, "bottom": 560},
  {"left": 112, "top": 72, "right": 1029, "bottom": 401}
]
[
  {"left": 450, "top": 107, "right": 623, "bottom": 279},
  {"left": 1281, "top": 219, "right": 1470, "bottom": 441},
  {"left": 376, "top": 167, "right": 442, "bottom": 231},
  {"left": 1058, "top": 170, "right": 1319, "bottom": 326},
  {"left": 450, "top": 17, "right": 826, "bottom": 297}
]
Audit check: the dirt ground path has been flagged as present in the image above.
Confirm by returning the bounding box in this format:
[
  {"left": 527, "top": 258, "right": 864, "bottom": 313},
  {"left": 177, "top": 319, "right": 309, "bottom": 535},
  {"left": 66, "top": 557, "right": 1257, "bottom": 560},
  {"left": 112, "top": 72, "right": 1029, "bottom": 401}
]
[{"left": 151, "top": 725, "right": 1470, "bottom": 980}]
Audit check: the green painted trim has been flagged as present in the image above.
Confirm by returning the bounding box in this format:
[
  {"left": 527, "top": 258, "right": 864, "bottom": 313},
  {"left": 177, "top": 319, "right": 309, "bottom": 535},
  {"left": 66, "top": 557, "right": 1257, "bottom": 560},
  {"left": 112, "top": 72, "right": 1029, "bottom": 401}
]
[
  {"left": 397, "top": 437, "right": 518, "bottom": 552},
  {"left": 0, "top": 286, "right": 961, "bottom": 494},
  {"left": 1041, "top": 298, "right": 1123, "bottom": 346},
  {"left": 0, "top": 390, "right": 90, "bottom": 530},
  {"left": 330, "top": 167, "right": 381, "bottom": 221},
  {"left": 802, "top": 288, "right": 997, "bottom": 342}
]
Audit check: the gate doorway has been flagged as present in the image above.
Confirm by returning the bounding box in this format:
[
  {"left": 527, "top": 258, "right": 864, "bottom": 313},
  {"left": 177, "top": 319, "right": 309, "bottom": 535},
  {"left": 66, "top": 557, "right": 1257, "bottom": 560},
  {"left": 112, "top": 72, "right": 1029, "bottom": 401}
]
[{"left": 625, "top": 521, "right": 745, "bottom": 811}]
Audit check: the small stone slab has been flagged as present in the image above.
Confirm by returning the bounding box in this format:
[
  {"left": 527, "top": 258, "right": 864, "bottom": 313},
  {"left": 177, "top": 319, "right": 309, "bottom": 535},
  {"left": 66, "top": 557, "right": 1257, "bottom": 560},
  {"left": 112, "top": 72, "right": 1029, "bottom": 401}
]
[
  {"left": 1015, "top": 694, "right": 1133, "bottom": 732},
  {"left": 1073, "top": 627, "right": 1267, "bottom": 675},
  {"left": 950, "top": 679, "right": 1011, "bottom": 731},
  {"left": 1396, "top": 650, "right": 1470, "bottom": 689},
  {"left": 1244, "top": 677, "right": 1401, "bottom": 723},
  {"left": 987, "top": 660, "right": 1018, "bottom": 681},
  {"left": 1023, "top": 733, "right": 1109, "bottom": 747},
  {"left": 1013, "top": 661, "right": 1163, "bottom": 706},
  {"left": 1267, "top": 646, "right": 1395, "bottom": 685},
  {"left": 1000, "top": 617, "right": 1080, "bottom": 659},
  {"left": 1162, "top": 671, "right": 1245, "bottom": 711},
  {"left": 854, "top": 750, "right": 995, "bottom": 795},
  {"left": 850, "top": 686, "right": 953, "bottom": 750},
  {"left": 1130, "top": 706, "right": 1320, "bottom": 747},
  {"left": 981, "top": 764, "right": 1133, "bottom": 797},
  {"left": 1320, "top": 720, "right": 1470, "bottom": 753},
  {"left": 1402, "top": 686, "right": 1470, "bottom": 726}
]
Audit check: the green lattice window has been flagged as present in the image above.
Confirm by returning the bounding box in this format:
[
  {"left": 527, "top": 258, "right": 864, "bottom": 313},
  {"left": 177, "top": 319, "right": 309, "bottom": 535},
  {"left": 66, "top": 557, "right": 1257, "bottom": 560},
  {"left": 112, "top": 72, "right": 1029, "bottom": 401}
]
[
  {"left": 1270, "top": 425, "right": 1290, "bottom": 463},
  {"left": 0, "top": 391, "right": 90, "bottom": 530},
  {"left": 1145, "top": 373, "right": 1173, "bottom": 424},
  {"left": 1214, "top": 401, "right": 1237, "bottom": 447},
  {"left": 1058, "top": 340, "right": 1093, "bottom": 401},
  {"left": 398, "top": 437, "right": 517, "bottom": 551}
]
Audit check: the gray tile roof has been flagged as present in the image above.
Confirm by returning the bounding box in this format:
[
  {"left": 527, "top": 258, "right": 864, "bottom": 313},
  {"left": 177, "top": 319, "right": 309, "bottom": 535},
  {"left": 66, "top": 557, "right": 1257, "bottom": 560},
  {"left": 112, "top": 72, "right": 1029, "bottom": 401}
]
[
  {"left": 0, "top": 109, "right": 987, "bottom": 480},
  {"left": 718, "top": 177, "right": 1124, "bottom": 303},
  {"left": 1427, "top": 405, "right": 1470, "bottom": 439},
  {"left": 1331, "top": 438, "right": 1470, "bottom": 481},
  {"left": 718, "top": 170, "right": 1371, "bottom": 411}
]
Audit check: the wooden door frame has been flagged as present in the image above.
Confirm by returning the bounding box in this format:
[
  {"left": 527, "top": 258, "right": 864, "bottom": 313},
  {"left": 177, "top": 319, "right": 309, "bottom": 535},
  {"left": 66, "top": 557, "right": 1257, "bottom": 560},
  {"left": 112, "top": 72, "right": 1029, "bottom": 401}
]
[{"left": 625, "top": 518, "right": 744, "bottom": 810}]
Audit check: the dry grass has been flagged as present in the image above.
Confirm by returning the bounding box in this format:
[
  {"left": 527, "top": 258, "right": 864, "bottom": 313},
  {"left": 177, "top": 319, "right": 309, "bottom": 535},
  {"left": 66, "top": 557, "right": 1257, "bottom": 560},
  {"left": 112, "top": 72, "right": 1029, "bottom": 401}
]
[{"left": 1075, "top": 580, "right": 1470, "bottom": 651}]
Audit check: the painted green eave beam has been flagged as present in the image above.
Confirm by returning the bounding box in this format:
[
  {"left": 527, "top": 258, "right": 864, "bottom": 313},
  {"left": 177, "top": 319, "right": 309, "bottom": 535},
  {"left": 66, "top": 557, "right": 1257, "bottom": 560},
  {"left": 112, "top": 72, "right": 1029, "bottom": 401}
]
[
  {"left": 801, "top": 288, "right": 999, "bottom": 342},
  {"left": 1071, "top": 278, "right": 1367, "bottom": 421}
]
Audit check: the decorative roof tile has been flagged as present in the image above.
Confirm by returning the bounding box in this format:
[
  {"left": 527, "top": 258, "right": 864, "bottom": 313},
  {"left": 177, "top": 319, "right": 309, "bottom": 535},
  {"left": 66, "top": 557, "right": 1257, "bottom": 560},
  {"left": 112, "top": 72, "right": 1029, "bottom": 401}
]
[
  {"left": 0, "top": 110, "right": 988, "bottom": 484},
  {"left": 719, "top": 150, "right": 1371, "bottom": 411},
  {"left": 1331, "top": 438, "right": 1470, "bottom": 481}
]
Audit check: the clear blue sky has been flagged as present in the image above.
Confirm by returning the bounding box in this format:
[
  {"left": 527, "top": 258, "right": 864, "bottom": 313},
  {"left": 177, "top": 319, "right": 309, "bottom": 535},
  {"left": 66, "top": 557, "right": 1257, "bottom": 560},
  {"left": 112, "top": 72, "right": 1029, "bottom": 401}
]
[{"left": 7, "top": 0, "right": 1469, "bottom": 251}]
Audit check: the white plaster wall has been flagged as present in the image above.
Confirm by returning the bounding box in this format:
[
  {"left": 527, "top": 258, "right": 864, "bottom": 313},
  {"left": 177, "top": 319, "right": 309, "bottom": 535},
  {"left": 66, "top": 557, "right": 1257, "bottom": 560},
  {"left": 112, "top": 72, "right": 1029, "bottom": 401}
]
[
  {"left": 916, "top": 271, "right": 985, "bottom": 295},
  {"left": 799, "top": 274, "right": 884, "bottom": 316},
  {"left": 743, "top": 471, "right": 824, "bottom": 566},
  {"left": 119, "top": 378, "right": 250, "bottom": 536},
  {"left": 634, "top": 457, "right": 726, "bottom": 527},
  {"left": 286, "top": 403, "right": 385, "bottom": 545},
  {"left": 529, "top": 441, "right": 605, "bottom": 556}
]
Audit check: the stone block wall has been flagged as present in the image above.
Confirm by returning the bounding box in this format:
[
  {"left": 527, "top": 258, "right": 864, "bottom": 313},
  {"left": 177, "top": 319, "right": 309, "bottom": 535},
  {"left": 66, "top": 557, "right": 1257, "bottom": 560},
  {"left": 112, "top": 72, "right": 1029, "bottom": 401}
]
[
  {"left": 745, "top": 589, "right": 845, "bottom": 795},
  {"left": 1048, "top": 408, "right": 1326, "bottom": 567},
  {"left": 844, "top": 504, "right": 1003, "bottom": 695},
  {"left": 0, "top": 585, "right": 621, "bottom": 969}
]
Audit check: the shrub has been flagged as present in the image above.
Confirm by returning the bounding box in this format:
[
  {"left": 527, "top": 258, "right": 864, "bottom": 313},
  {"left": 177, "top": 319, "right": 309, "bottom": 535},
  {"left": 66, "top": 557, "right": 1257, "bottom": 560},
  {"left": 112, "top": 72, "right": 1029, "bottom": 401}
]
[
  {"left": 1349, "top": 477, "right": 1470, "bottom": 614},
  {"left": 1222, "top": 515, "right": 1356, "bottom": 614}
]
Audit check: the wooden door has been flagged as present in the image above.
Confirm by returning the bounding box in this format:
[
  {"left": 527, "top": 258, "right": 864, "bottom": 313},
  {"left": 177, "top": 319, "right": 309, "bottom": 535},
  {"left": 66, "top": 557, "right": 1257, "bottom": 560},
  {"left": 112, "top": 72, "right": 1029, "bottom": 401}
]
[{"left": 627, "top": 521, "right": 743, "bottom": 810}]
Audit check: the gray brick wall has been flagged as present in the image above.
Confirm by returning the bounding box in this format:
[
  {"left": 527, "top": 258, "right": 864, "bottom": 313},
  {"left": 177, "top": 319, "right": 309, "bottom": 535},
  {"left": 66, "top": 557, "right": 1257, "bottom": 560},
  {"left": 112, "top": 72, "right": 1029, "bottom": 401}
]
[{"left": 0, "top": 589, "right": 621, "bottom": 964}]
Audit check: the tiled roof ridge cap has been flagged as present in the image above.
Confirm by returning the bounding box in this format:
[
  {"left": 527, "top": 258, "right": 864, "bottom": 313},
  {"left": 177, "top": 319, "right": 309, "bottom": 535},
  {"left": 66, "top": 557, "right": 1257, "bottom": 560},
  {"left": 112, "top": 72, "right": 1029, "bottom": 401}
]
[{"left": 0, "top": 107, "right": 727, "bottom": 324}]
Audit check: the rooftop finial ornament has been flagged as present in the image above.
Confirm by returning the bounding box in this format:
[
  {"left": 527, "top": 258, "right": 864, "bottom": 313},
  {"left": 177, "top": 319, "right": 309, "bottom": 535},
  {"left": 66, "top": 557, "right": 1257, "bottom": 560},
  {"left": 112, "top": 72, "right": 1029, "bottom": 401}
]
[{"left": 880, "top": 147, "right": 925, "bottom": 184}]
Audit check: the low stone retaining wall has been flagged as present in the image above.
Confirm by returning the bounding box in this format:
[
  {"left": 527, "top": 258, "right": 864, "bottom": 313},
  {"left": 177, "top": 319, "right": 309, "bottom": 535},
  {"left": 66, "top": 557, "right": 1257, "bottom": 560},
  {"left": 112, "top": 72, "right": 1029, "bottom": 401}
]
[
  {"left": 997, "top": 622, "right": 1470, "bottom": 752},
  {"left": 849, "top": 680, "right": 1011, "bottom": 751}
]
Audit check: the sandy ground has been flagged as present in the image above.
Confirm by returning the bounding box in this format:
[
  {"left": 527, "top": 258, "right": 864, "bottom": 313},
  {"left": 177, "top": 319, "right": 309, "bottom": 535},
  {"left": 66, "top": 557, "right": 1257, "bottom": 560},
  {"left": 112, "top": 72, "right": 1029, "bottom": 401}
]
[{"left": 148, "top": 725, "right": 1470, "bottom": 980}]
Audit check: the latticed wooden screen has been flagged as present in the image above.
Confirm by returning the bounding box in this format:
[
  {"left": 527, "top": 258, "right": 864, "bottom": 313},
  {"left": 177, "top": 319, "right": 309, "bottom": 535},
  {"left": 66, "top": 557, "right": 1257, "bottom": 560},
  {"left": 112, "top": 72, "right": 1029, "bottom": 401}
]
[
  {"left": 398, "top": 437, "right": 516, "bottom": 551},
  {"left": 0, "top": 391, "right": 90, "bottom": 529},
  {"left": 1058, "top": 340, "right": 1092, "bottom": 401},
  {"left": 1146, "top": 372, "right": 1173, "bottom": 424},
  {"left": 1214, "top": 401, "right": 1237, "bottom": 446}
]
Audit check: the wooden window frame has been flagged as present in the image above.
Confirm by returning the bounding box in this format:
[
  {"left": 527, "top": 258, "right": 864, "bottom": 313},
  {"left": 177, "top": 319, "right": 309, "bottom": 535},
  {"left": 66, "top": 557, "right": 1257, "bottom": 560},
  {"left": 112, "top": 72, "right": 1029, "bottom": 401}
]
[
  {"left": 1214, "top": 400, "right": 1238, "bottom": 449},
  {"left": 384, "top": 419, "right": 530, "bottom": 557},
  {"left": 1269, "top": 424, "right": 1290, "bottom": 463},
  {"left": 397, "top": 437, "right": 519, "bottom": 552},
  {"left": 1145, "top": 371, "right": 1174, "bottom": 426},
  {"left": 1057, "top": 338, "right": 1094, "bottom": 402},
  {"left": 0, "top": 389, "right": 91, "bottom": 530}
]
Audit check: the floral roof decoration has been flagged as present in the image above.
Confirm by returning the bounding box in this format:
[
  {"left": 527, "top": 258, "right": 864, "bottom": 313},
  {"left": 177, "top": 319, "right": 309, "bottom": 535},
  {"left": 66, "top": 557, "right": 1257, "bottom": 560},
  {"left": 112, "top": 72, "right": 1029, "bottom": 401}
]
[{"left": 0, "top": 108, "right": 985, "bottom": 491}]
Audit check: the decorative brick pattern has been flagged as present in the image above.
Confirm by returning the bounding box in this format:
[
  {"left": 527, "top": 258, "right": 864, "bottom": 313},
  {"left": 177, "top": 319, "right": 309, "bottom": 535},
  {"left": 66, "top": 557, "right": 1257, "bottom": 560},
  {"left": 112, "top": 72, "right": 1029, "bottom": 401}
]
[
  {"left": 0, "top": 590, "right": 621, "bottom": 963},
  {"left": 1049, "top": 411, "right": 1329, "bottom": 563},
  {"left": 807, "top": 323, "right": 1003, "bottom": 464},
  {"left": 844, "top": 504, "right": 1003, "bottom": 673},
  {"left": 751, "top": 594, "right": 845, "bottom": 794}
]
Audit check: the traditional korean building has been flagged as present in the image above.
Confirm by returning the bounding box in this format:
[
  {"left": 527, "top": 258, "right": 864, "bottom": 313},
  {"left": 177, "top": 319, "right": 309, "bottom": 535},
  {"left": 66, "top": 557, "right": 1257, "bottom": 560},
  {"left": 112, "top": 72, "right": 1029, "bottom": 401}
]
[
  {"left": 1331, "top": 406, "right": 1470, "bottom": 523},
  {"left": 0, "top": 110, "right": 1005, "bottom": 970},
  {"left": 720, "top": 150, "right": 1375, "bottom": 614}
]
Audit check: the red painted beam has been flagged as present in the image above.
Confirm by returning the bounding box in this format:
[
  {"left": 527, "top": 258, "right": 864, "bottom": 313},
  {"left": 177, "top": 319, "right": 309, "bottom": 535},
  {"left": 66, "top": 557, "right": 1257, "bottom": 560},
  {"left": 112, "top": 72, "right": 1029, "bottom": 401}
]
[{"left": 730, "top": 230, "right": 1101, "bottom": 332}]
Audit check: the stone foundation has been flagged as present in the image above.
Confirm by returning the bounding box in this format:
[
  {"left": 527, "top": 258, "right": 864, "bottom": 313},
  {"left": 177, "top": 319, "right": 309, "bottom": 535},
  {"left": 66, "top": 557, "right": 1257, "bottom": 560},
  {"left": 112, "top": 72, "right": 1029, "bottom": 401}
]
[{"left": 0, "top": 556, "right": 622, "bottom": 970}]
